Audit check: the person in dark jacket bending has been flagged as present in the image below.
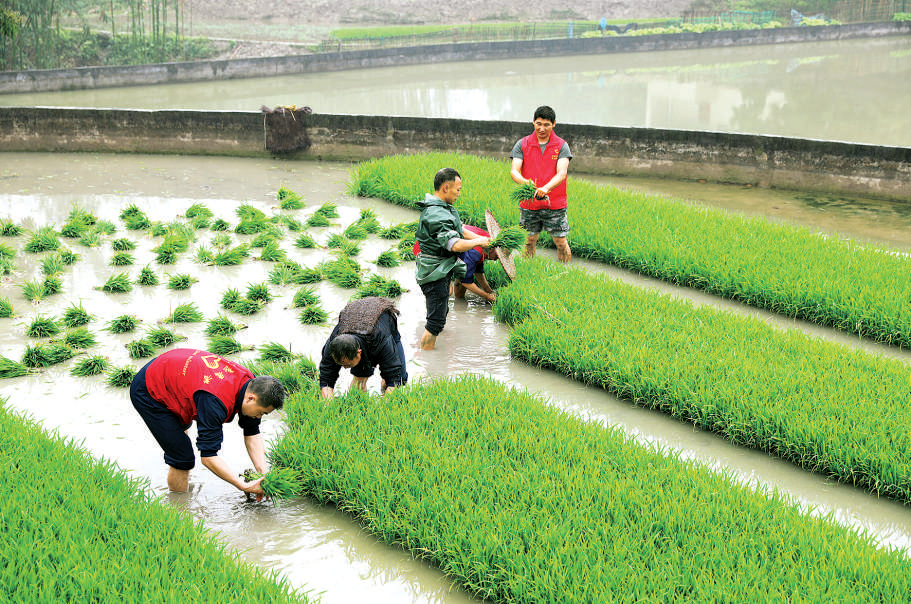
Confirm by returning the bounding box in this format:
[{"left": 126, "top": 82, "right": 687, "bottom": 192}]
[{"left": 318, "top": 297, "right": 408, "bottom": 399}]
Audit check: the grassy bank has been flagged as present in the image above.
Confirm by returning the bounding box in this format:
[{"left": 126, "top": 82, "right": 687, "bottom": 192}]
[
  {"left": 269, "top": 376, "right": 911, "bottom": 602},
  {"left": 494, "top": 256, "right": 911, "bottom": 502},
  {"left": 349, "top": 152, "right": 911, "bottom": 347},
  {"left": 0, "top": 400, "right": 309, "bottom": 603}
]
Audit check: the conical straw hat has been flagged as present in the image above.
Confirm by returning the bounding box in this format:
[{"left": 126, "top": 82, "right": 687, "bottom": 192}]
[{"left": 484, "top": 209, "right": 517, "bottom": 281}]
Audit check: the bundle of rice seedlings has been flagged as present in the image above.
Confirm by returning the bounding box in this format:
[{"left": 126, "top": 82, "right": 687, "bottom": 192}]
[
  {"left": 230, "top": 298, "right": 265, "bottom": 316},
  {"left": 126, "top": 338, "right": 156, "bottom": 359},
  {"left": 242, "top": 467, "right": 302, "bottom": 500},
  {"left": 323, "top": 256, "right": 362, "bottom": 288},
  {"left": 61, "top": 303, "right": 93, "bottom": 327},
  {"left": 23, "top": 227, "right": 60, "bottom": 253},
  {"left": 342, "top": 223, "right": 368, "bottom": 240},
  {"left": 60, "top": 220, "right": 89, "bottom": 239},
  {"left": 20, "top": 279, "right": 47, "bottom": 302},
  {"left": 235, "top": 218, "right": 269, "bottom": 235},
  {"left": 339, "top": 239, "right": 361, "bottom": 257},
  {"left": 326, "top": 233, "right": 347, "bottom": 249},
  {"left": 154, "top": 232, "right": 191, "bottom": 255},
  {"left": 0, "top": 242, "right": 15, "bottom": 259},
  {"left": 167, "top": 273, "right": 197, "bottom": 290},
  {"left": 98, "top": 273, "right": 132, "bottom": 293},
  {"left": 210, "top": 233, "right": 233, "bottom": 248},
  {"left": 137, "top": 265, "right": 160, "bottom": 286},
  {"left": 314, "top": 201, "right": 339, "bottom": 218},
  {"left": 194, "top": 246, "right": 215, "bottom": 264},
  {"left": 399, "top": 248, "right": 416, "bottom": 261},
  {"left": 110, "top": 252, "right": 134, "bottom": 266},
  {"left": 257, "top": 342, "right": 296, "bottom": 363},
  {"left": 155, "top": 248, "right": 178, "bottom": 264},
  {"left": 21, "top": 341, "right": 74, "bottom": 368},
  {"left": 0, "top": 219, "right": 21, "bottom": 236},
  {"left": 149, "top": 222, "right": 168, "bottom": 237},
  {"left": 119, "top": 203, "right": 144, "bottom": 220},
  {"left": 397, "top": 233, "right": 417, "bottom": 251},
  {"left": 357, "top": 209, "right": 382, "bottom": 233},
  {"left": 299, "top": 305, "right": 328, "bottom": 325},
  {"left": 211, "top": 244, "right": 250, "bottom": 266},
  {"left": 296, "top": 356, "right": 319, "bottom": 379},
  {"left": 251, "top": 231, "right": 280, "bottom": 248},
  {"left": 208, "top": 335, "right": 251, "bottom": 355},
  {"left": 488, "top": 225, "right": 527, "bottom": 252},
  {"left": 145, "top": 325, "right": 185, "bottom": 347},
  {"left": 378, "top": 223, "right": 407, "bottom": 239},
  {"left": 40, "top": 253, "right": 65, "bottom": 276},
  {"left": 291, "top": 286, "right": 320, "bottom": 308},
  {"left": 70, "top": 355, "right": 109, "bottom": 377},
  {"left": 58, "top": 248, "right": 79, "bottom": 265},
  {"left": 0, "top": 258, "right": 14, "bottom": 276},
  {"left": 236, "top": 203, "right": 266, "bottom": 222},
  {"left": 293, "top": 267, "right": 323, "bottom": 284},
  {"left": 294, "top": 233, "right": 318, "bottom": 248},
  {"left": 220, "top": 289, "right": 242, "bottom": 309},
  {"left": 111, "top": 237, "right": 136, "bottom": 251},
  {"left": 105, "top": 365, "right": 136, "bottom": 388},
  {"left": 191, "top": 215, "right": 210, "bottom": 229},
  {"left": 0, "top": 296, "right": 14, "bottom": 318},
  {"left": 123, "top": 213, "right": 150, "bottom": 230},
  {"left": 61, "top": 327, "right": 97, "bottom": 350},
  {"left": 0, "top": 355, "right": 34, "bottom": 378},
  {"left": 258, "top": 241, "right": 286, "bottom": 262},
  {"left": 205, "top": 314, "right": 244, "bottom": 337},
  {"left": 94, "top": 219, "right": 117, "bottom": 235},
  {"left": 66, "top": 202, "right": 97, "bottom": 226},
  {"left": 42, "top": 276, "right": 63, "bottom": 296},
  {"left": 354, "top": 274, "right": 405, "bottom": 299},
  {"left": 105, "top": 314, "right": 139, "bottom": 333},
  {"left": 185, "top": 202, "right": 214, "bottom": 219},
  {"left": 164, "top": 221, "right": 197, "bottom": 243},
  {"left": 211, "top": 218, "right": 230, "bottom": 231},
  {"left": 165, "top": 302, "right": 204, "bottom": 323},
  {"left": 510, "top": 179, "right": 539, "bottom": 203},
  {"left": 277, "top": 184, "right": 305, "bottom": 210},
  {"left": 25, "top": 316, "right": 61, "bottom": 338},
  {"left": 268, "top": 262, "right": 302, "bottom": 286},
  {"left": 246, "top": 282, "right": 272, "bottom": 304},
  {"left": 374, "top": 249, "right": 401, "bottom": 268},
  {"left": 275, "top": 215, "right": 303, "bottom": 232},
  {"left": 306, "top": 213, "right": 330, "bottom": 228}
]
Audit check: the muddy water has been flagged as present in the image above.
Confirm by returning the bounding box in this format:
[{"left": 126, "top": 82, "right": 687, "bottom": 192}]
[
  {"left": 1, "top": 153, "right": 911, "bottom": 603},
  {"left": 1, "top": 37, "right": 910, "bottom": 147}
]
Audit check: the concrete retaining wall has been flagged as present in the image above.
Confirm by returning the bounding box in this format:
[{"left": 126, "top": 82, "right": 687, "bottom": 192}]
[
  {"left": 2, "top": 107, "right": 910, "bottom": 202},
  {"left": 1, "top": 21, "right": 909, "bottom": 94}
]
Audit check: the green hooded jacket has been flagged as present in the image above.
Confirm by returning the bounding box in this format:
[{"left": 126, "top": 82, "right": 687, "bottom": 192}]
[{"left": 414, "top": 193, "right": 467, "bottom": 285}]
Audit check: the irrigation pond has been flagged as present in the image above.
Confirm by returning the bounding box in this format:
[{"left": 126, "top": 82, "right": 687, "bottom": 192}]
[{"left": 2, "top": 151, "right": 911, "bottom": 601}]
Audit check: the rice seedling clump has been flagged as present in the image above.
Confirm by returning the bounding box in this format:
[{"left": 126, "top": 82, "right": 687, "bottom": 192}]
[
  {"left": 69, "top": 354, "right": 109, "bottom": 376},
  {"left": 299, "top": 305, "right": 328, "bottom": 325},
  {"left": 211, "top": 218, "right": 230, "bottom": 231},
  {"left": 0, "top": 356, "right": 33, "bottom": 378},
  {"left": 61, "top": 327, "right": 97, "bottom": 349},
  {"left": 167, "top": 273, "right": 197, "bottom": 290},
  {"left": 207, "top": 335, "right": 250, "bottom": 355},
  {"left": 20, "top": 279, "right": 48, "bottom": 302},
  {"left": 205, "top": 314, "right": 244, "bottom": 337},
  {"left": 61, "top": 303, "right": 93, "bottom": 327},
  {"left": 99, "top": 273, "right": 132, "bottom": 293},
  {"left": 111, "top": 237, "right": 136, "bottom": 251},
  {"left": 21, "top": 341, "right": 74, "bottom": 368},
  {"left": 164, "top": 302, "right": 204, "bottom": 323},
  {"left": 105, "top": 314, "right": 139, "bottom": 333},
  {"left": 137, "top": 265, "right": 160, "bottom": 286},
  {"left": 488, "top": 225, "right": 527, "bottom": 252},
  {"left": 25, "top": 315, "right": 60, "bottom": 338},
  {"left": 257, "top": 342, "right": 297, "bottom": 363},
  {"left": 294, "top": 233, "right": 318, "bottom": 249},
  {"left": 277, "top": 184, "right": 305, "bottom": 210},
  {"left": 354, "top": 274, "right": 404, "bottom": 299},
  {"left": 306, "top": 213, "right": 331, "bottom": 228},
  {"left": 145, "top": 326, "right": 185, "bottom": 347},
  {"left": 110, "top": 252, "right": 134, "bottom": 266},
  {"left": 24, "top": 226, "right": 60, "bottom": 253},
  {"left": 0, "top": 219, "right": 22, "bottom": 236},
  {"left": 246, "top": 282, "right": 273, "bottom": 304},
  {"left": 126, "top": 338, "right": 156, "bottom": 359},
  {"left": 41, "top": 276, "right": 63, "bottom": 296},
  {"left": 105, "top": 365, "right": 137, "bottom": 388},
  {"left": 374, "top": 250, "right": 401, "bottom": 268},
  {"left": 0, "top": 296, "right": 13, "bottom": 318},
  {"left": 291, "top": 286, "right": 320, "bottom": 308}
]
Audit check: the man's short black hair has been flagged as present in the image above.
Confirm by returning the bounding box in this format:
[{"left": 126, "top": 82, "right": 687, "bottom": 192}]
[
  {"left": 533, "top": 105, "right": 556, "bottom": 124},
  {"left": 329, "top": 333, "right": 360, "bottom": 364},
  {"left": 434, "top": 167, "right": 461, "bottom": 192},
  {"left": 247, "top": 376, "right": 287, "bottom": 410}
]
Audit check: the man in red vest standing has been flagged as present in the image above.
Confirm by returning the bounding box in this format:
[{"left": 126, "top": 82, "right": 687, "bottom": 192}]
[
  {"left": 509, "top": 105, "right": 573, "bottom": 263},
  {"left": 130, "top": 348, "right": 287, "bottom": 497}
]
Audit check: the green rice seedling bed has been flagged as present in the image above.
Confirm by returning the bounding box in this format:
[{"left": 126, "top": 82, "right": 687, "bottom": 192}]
[
  {"left": 0, "top": 402, "right": 309, "bottom": 603},
  {"left": 349, "top": 152, "right": 911, "bottom": 347},
  {"left": 270, "top": 376, "right": 911, "bottom": 603},
  {"left": 495, "top": 257, "right": 911, "bottom": 502}
]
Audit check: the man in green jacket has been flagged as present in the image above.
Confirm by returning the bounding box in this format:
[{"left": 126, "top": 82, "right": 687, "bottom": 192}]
[{"left": 415, "top": 167, "right": 490, "bottom": 351}]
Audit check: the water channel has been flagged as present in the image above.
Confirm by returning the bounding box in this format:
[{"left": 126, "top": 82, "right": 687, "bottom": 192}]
[
  {"left": 1, "top": 34, "right": 911, "bottom": 603},
  {"left": 2, "top": 37, "right": 910, "bottom": 147}
]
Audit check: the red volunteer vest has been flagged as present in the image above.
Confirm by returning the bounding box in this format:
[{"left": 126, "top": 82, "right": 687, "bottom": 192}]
[
  {"left": 519, "top": 132, "right": 568, "bottom": 210},
  {"left": 145, "top": 348, "right": 254, "bottom": 425},
  {"left": 413, "top": 224, "right": 490, "bottom": 257}
]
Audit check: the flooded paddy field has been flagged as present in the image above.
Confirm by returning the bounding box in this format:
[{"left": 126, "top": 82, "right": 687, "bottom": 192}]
[{"left": 2, "top": 152, "right": 911, "bottom": 601}]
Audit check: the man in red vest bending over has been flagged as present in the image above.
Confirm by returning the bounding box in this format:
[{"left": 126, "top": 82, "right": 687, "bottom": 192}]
[
  {"left": 130, "top": 348, "right": 286, "bottom": 497},
  {"left": 509, "top": 105, "right": 573, "bottom": 263}
]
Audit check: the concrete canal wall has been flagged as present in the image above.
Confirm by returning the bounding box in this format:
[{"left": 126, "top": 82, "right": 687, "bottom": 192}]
[
  {"left": 0, "top": 21, "right": 909, "bottom": 94},
  {"left": 2, "top": 107, "right": 910, "bottom": 201}
]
